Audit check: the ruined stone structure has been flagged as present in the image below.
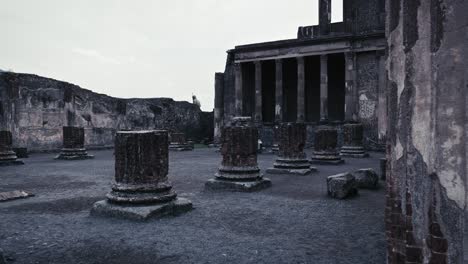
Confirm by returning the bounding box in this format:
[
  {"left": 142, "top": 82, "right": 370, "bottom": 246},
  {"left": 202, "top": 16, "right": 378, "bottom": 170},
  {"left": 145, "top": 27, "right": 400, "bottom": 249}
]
[
  {"left": 385, "top": 0, "right": 467, "bottom": 263},
  {"left": 0, "top": 72, "right": 213, "bottom": 152},
  {"left": 91, "top": 130, "right": 192, "bottom": 220},
  {"left": 169, "top": 132, "right": 193, "bottom": 151},
  {"left": 55, "top": 126, "right": 94, "bottom": 160},
  {"left": 206, "top": 117, "right": 271, "bottom": 191},
  {"left": 310, "top": 125, "right": 343, "bottom": 165},
  {"left": 214, "top": 0, "right": 387, "bottom": 150},
  {"left": 266, "top": 122, "right": 315, "bottom": 175},
  {"left": 340, "top": 123, "right": 368, "bottom": 157},
  {"left": 0, "top": 130, "right": 24, "bottom": 166}
]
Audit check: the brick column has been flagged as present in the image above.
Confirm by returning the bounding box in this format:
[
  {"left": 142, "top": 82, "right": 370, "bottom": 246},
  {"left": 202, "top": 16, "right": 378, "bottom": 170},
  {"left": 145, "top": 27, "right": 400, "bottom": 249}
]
[
  {"left": 297, "top": 57, "right": 305, "bottom": 122},
  {"left": 275, "top": 59, "right": 283, "bottom": 123},
  {"left": 310, "top": 125, "right": 343, "bottom": 165},
  {"left": 0, "top": 130, "right": 23, "bottom": 166},
  {"left": 344, "top": 52, "right": 357, "bottom": 122},
  {"left": 55, "top": 126, "right": 93, "bottom": 160},
  {"left": 319, "top": 0, "right": 331, "bottom": 35},
  {"left": 254, "top": 61, "right": 263, "bottom": 123},
  {"left": 91, "top": 130, "right": 192, "bottom": 220},
  {"left": 267, "top": 123, "right": 315, "bottom": 175},
  {"left": 169, "top": 132, "right": 193, "bottom": 151},
  {"left": 206, "top": 117, "right": 271, "bottom": 192},
  {"left": 340, "top": 123, "right": 368, "bottom": 158},
  {"left": 320, "top": 55, "right": 329, "bottom": 123},
  {"left": 234, "top": 63, "right": 243, "bottom": 116},
  {"left": 214, "top": 72, "right": 224, "bottom": 145}
]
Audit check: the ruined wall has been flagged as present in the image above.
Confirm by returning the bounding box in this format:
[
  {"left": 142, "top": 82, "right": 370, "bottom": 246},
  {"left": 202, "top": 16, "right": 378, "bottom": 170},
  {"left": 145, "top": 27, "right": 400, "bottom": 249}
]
[
  {"left": 0, "top": 72, "right": 213, "bottom": 151},
  {"left": 385, "top": 0, "right": 467, "bottom": 263}
]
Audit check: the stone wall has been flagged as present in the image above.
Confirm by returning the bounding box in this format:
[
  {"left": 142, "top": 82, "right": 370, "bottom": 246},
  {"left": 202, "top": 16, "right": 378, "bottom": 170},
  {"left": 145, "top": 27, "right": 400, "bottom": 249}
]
[
  {"left": 385, "top": 0, "right": 467, "bottom": 263},
  {"left": 0, "top": 72, "right": 213, "bottom": 152}
]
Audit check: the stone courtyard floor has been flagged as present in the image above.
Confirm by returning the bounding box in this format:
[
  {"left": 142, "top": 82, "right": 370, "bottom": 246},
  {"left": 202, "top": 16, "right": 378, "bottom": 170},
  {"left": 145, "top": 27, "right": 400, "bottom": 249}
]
[{"left": 1, "top": 149, "right": 388, "bottom": 264}]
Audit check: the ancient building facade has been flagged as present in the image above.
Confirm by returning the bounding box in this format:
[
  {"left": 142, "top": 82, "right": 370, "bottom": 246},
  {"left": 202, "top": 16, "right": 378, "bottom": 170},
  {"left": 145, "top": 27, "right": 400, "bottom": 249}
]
[{"left": 214, "top": 0, "right": 387, "bottom": 149}]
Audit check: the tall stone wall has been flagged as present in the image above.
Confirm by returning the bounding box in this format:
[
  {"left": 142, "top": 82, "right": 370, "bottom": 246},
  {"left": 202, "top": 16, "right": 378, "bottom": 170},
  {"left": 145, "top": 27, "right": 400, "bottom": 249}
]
[
  {"left": 385, "top": 0, "right": 467, "bottom": 263},
  {"left": 0, "top": 72, "right": 213, "bottom": 151}
]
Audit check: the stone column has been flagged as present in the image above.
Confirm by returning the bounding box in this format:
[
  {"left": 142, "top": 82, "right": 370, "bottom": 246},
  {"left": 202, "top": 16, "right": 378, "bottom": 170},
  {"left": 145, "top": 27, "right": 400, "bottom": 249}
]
[
  {"left": 320, "top": 55, "right": 329, "bottom": 123},
  {"left": 340, "top": 123, "right": 368, "bottom": 158},
  {"left": 275, "top": 59, "right": 283, "bottom": 123},
  {"left": 267, "top": 123, "right": 316, "bottom": 175},
  {"left": 254, "top": 61, "right": 262, "bottom": 123},
  {"left": 310, "top": 125, "right": 343, "bottom": 165},
  {"left": 91, "top": 130, "right": 192, "bottom": 220},
  {"left": 213, "top": 72, "right": 224, "bottom": 145},
  {"left": 344, "top": 52, "right": 357, "bottom": 122},
  {"left": 234, "top": 63, "right": 243, "bottom": 116},
  {"left": 55, "top": 126, "right": 94, "bottom": 160},
  {"left": 206, "top": 117, "right": 271, "bottom": 192},
  {"left": 376, "top": 50, "right": 387, "bottom": 147},
  {"left": 297, "top": 57, "right": 305, "bottom": 122},
  {"left": 169, "top": 132, "right": 193, "bottom": 151},
  {"left": 0, "top": 130, "right": 24, "bottom": 166},
  {"left": 319, "top": 0, "right": 331, "bottom": 35}
]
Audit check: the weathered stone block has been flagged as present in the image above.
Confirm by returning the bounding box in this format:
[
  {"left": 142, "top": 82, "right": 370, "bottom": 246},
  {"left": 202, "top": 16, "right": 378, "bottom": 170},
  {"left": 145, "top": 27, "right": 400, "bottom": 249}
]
[
  {"left": 340, "top": 123, "right": 369, "bottom": 158},
  {"left": 91, "top": 130, "right": 192, "bottom": 220},
  {"left": 327, "top": 173, "right": 358, "bottom": 199},
  {"left": 206, "top": 117, "right": 271, "bottom": 192},
  {"left": 0, "top": 190, "right": 34, "bottom": 202},
  {"left": 267, "top": 123, "right": 316, "bottom": 175},
  {"left": 169, "top": 132, "right": 193, "bottom": 151},
  {"left": 311, "top": 125, "right": 344, "bottom": 165},
  {"left": 351, "top": 168, "right": 379, "bottom": 189}
]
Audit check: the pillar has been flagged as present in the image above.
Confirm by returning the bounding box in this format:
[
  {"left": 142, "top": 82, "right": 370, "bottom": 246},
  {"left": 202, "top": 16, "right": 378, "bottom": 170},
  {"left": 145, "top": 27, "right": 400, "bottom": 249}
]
[
  {"left": 91, "top": 130, "right": 192, "bottom": 220},
  {"left": 267, "top": 123, "right": 316, "bottom": 175},
  {"left": 0, "top": 130, "right": 24, "bottom": 166},
  {"left": 214, "top": 72, "right": 224, "bottom": 145},
  {"left": 206, "top": 117, "right": 271, "bottom": 192},
  {"left": 344, "top": 52, "right": 357, "bottom": 122},
  {"left": 275, "top": 59, "right": 283, "bottom": 123},
  {"left": 376, "top": 50, "right": 387, "bottom": 146},
  {"left": 254, "top": 61, "right": 262, "bottom": 123},
  {"left": 319, "top": 0, "right": 331, "bottom": 35},
  {"left": 169, "top": 132, "right": 193, "bottom": 151},
  {"left": 297, "top": 57, "right": 305, "bottom": 122},
  {"left": 385, "top": 0, "right": 467, "bottom": 263},
  {"left": 340, "top": 123, "right": 368, "bottom": 158},
  {"left": 234, "top": 63, "right": 243, "bottom": 116},
  {"left": 320, "top": 55, "right": 329, "bottom": 123},
  {"left": 310, "top": 125, "right": 343, "bottom": 165},
  {"left": 55, "top": 126, "right": 94, "bottom": 160}
]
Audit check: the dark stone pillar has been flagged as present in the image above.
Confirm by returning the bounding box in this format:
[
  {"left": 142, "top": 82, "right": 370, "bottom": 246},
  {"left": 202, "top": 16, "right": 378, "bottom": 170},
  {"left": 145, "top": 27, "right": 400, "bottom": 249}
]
[
  {"left": 320, "top": 55, "right": 328, "bottom": 123},
  {"left": 254, "top": 61, "right": 262, "bottom": 123},
  {"left": 275, "top": 59, "right": 283, "bottom": 123},
  {"left": 310, "top": 125, "right": 343, "bottom": 165},
  {"left": 385, "top": 0, "right": 467, "bottom": 263},
  {"left": 344, "top": 52, "right": 357, "bottom": 122},
  {"left": 206, "top": 117, "right": 271, "bottom": 192},
  {"left": 319, "top": 0, "right": 331, "bottom": 35},
  {"left": 169, "top": 132, "right": 193, "bottom": 151},
  {"left": 234, "top": 63, "right": 243, "bottom": 116},
  {"left": 214, "top": 72, "right": 224, "bottom": 145},
  {"left": 267, "top": 123, "right": 316, "bottom": 175},
  {"left": 0, "top": 130, "right": 24, "bottom": 166},
  {"left": 297, "top": 57, "right": 305, "bottom": 122},
  {"left": 55, "top": 126, "right": 94, "bottom": 160},
  {"left": 340, "top": 123, "right": 369, "bottom": 158},
  {"left": 91, "top": 130, "right": 192, "bottom": 220}
]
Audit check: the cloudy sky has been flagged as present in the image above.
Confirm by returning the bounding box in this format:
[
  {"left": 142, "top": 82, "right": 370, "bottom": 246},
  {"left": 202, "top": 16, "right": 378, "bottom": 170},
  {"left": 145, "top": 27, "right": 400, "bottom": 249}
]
[{"left": 0, "top": 0, "right": 342, "bottom": 111}]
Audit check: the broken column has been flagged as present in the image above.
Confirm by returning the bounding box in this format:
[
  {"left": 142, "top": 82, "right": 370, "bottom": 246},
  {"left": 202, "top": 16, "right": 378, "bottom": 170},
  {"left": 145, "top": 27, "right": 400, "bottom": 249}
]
[
  {"left": 340, "top": 123, "right": 369, "bottom": 158},
  {"left": 91, "top": 130, "right": 192, "bottom": 220},
  {"left": 55, "top": 126, "right": 94, "bottom": 160},
  {"left": 169, "top": 132, "right": 193, "bottom": 151},
  {"left": 213, "top": 72, "right": 224, "bottom": 145},
  {"left": 267, "top": 123, "right": 316, "bottom": 175},
  {"left": 310, "top": 125, "right": 343, "bottom": 165},
  {"left": 0, "top": 130, "right": 24, "bottom": 166},
  {"left": 206, "top": 117, "right": 271, "bottom": 192}
]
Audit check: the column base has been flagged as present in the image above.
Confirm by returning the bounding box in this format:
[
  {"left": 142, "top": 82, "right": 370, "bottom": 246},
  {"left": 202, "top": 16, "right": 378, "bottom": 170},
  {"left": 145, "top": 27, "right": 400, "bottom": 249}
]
[
  {"left": 340, "top": 146, "right": 369, "bottom": 158},
  {"left": 169, "top": 143, "right": 194, "bottom": 151},
  {"left": 55, "top": 148, "right": 94, "bottom": 160},
  {"left": 267, "top": 159, "right": 317, "bottom": 175},
  {"left": 90, "top": 198, "right": 193, "bottom": 221},
  {"left": 311, "top": 151, "right": 344, "bottom": 165},
  {"left": 205, "top": 178, "right": 271, "bottom": 192}
]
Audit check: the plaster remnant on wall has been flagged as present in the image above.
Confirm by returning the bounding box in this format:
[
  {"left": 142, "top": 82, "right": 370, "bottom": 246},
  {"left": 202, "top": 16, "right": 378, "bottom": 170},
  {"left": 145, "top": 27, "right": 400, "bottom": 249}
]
[
  {"left": 359, "top": 100, "right": 375, "bottom": 119},
  {"left": 395, "top": 137, "right": 404, "bottom": 160}
]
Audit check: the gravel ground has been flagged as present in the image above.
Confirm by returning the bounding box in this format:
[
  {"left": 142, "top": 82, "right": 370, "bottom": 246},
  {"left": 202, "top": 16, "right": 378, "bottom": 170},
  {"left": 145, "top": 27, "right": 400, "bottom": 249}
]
[{"left": 0, "top": 149, "right": 388, "bottom": 264}]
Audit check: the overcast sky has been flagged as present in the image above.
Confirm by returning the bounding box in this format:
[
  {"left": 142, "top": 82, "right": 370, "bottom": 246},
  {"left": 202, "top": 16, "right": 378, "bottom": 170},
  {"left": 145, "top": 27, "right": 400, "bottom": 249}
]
[{"left": 0, "top": 0, "right": 343, "bottom": 111}]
